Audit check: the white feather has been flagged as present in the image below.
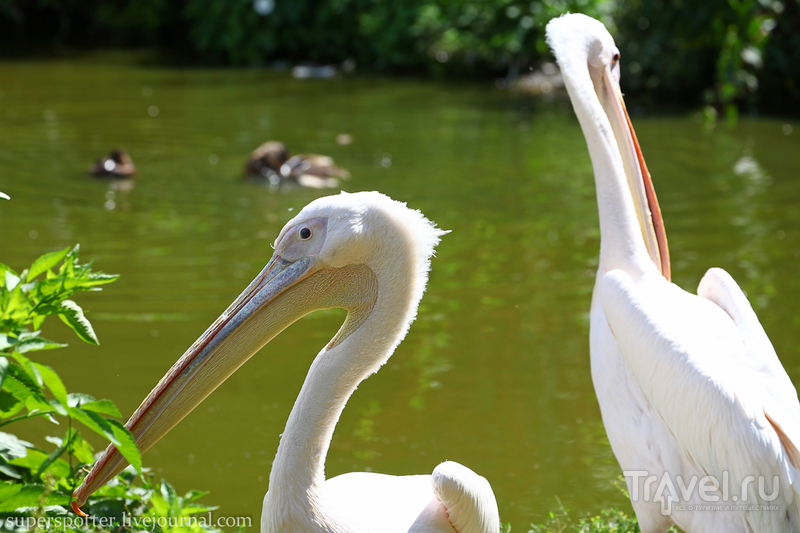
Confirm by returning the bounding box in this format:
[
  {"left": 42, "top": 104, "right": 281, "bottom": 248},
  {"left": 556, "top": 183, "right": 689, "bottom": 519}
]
[
  {"left": 548, "top": 13, "right": 800, "bottom": 533},
  {"left": 261, "top": 191, "right": 497, "bottom": 533}
]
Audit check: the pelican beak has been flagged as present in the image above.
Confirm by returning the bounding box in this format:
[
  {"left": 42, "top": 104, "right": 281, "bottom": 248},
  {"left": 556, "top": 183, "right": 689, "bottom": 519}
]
[
  {"left": 598, "top": 66, "right": 671, "bottom": 281},
  {"left": 71, "top": 253, "right": 322, "bottom": 513}
]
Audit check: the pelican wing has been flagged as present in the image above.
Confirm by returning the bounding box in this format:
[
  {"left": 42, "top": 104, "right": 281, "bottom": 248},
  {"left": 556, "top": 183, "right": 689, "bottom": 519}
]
[
  {"left": 432, "top": 461, "right": 500, "bottom": 533},
  {"left": 698, "top": 266, "right": 800, "bottom": 470},
  {"left": 319, "top": 464, "right": 498, "bottom": 533},
  {"left": 599, "top": 269, "right": 800, "bottom": 531},
  {"left": 321, "top": 472, "right": 446, "bottom": 532}
]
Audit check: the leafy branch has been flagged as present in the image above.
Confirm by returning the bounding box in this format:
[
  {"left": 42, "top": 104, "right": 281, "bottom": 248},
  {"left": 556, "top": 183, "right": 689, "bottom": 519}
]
[{"left": 0, "top": 246, "right": 141, "bottom": 515}]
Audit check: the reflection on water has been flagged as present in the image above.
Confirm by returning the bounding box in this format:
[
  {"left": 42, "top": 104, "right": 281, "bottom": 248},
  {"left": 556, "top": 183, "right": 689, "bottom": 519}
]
[
  {"left": 404, "top": 302, "right": 453, "bottom": 410},
  {"left": 0, "top": 55, "right": 798, "bottom": 527},
  {"left": 728, "top": 153, "right": 775, "bottom": 310},
  {"left": 352, "top": 400, "right": 382, "bottom": 463}
]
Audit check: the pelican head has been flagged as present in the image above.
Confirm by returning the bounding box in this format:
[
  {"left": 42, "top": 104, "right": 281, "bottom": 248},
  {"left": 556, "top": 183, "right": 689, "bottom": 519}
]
[
  {"left": 71, "top": 191, "right": 447, "bottom": 514},
  {"left": 547, "top": 14, "right": 670, "bottom": 280}
]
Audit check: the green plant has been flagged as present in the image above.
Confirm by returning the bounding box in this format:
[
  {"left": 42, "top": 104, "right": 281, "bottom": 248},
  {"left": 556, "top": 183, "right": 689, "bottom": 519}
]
[
  {"left": 614, "top": 0, "right": 784, "bottom": 120},
  {"left": 143, "top": 479, "right": 224, "bottom": 533},
  {"left": 1, "top": 245, "right": 144, "bottom": 503},
  {"left": 0, "top": 1, "right": 798, "bottom": 112},
  {"left": 0, "top": 246, "right": 231, "bottom": 532},
  {"left": 410, "top": 0, "right": 615, "bottom": 78},
  {"left": 527, "top": 505, "right": 641, "bottom": 533}
]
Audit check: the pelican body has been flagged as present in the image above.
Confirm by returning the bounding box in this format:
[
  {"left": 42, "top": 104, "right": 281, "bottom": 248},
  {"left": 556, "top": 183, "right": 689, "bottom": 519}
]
[
  {"left": 547, "top": 14, "right": 800, "bottom": 533},
  {"left": 72, "top": 191, "right": 499, "bottom": 533}
]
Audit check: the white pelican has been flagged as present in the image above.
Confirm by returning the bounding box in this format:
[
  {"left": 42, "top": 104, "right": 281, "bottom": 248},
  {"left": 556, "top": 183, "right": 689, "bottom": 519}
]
[
  {"left": 547, "top": 14, "right": 800, "bottom": 533},
  {"left": 71, "top": 191, "right": 500, "bottom": 533}
]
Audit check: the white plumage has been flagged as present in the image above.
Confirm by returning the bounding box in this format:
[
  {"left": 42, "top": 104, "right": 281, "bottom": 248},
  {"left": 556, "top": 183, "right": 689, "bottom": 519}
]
[
  {"left": 547, "top": 13, "right": 800, "bottom": 533},
  {"left": 73, "top": 191, "right": 500, "bottom": 533}
]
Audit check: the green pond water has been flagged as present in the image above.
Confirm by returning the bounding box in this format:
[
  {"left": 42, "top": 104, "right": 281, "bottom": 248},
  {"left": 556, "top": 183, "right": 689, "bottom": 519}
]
[{"left": 1, "top": 56, "right": 799, "bottom": 528}]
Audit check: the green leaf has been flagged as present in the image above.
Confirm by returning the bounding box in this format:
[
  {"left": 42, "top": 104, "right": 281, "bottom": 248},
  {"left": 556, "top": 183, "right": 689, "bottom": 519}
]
[
  {"left": 67, "top": 393, "right": 96, "bottom": 407},
  {"left": 180, "top": 503, "right": 218, "bottom": 516},
  {"left": 9, "top": 448, "right": 70, "bottom": 479},
  {"left": 3, "top": 366, "right": 45, "bottom": 404},
  {"left": 50, "top": 429, "right": 94, "bottom": 464},
  {"left": 70, "top": 408, "right": 141, "bottom": 474},
  {"left": 71, "top": 440, "right": 95, "bottom": 465},
  {"left": 1, "top": 364, "right": 53, "bottom": 416},
  {"left": 58, "top": 300, "right": 98, "bottom": 345},
  {"left": 17, "top": 330, "right": 38, "bottom": 341},
  {"left": 106, "top": 420, "right": 142, "bottom": 475},
  {"left": 31, "top": 314, "right": 45, "bottom": 331},
  {"left": 0, "top": 483, "right": 69, "bottom": 512},
  {"left": 58, "top": 245, "right": 80, "bottom": 277},
  {"left": 8, "top": 449, "right": 45, "bottom": 471},
  {"left": 0, "top": 263, "right": 17, "bottom": 286},
  {"left": 0, "top": 483, "right": 21, "bottom": 503},
  {"left": 24, "top": 394, "right": 57, "bottom": 415},
  {"left": 15, "top": 336, "right": 66, "bottom": 354},
  {"left": 79, "top": 399, "right": 121, "bottom": 417},
  {"left": 0, "top": 455, "right": 21, "bottom": 478},
  {"left": 0, "top": 356, "right": 7, "bottom": 388},
  {"left": 2, "top": 376, "right": 32, "bottom": 406},
  {"left": 26, "top": 247, "right": 71, "bottom": 282},
  {"left": 32, "top": 363, "right": 68, "bottom": 409},
  {"left": 2, "top": 282, "right": 25, "bottom": 323},
  {"left": 182, "top": 489, "right": 210, "bottom": 505},
  {"left": 161, "top": 479, "right": 177, "bottom": 507},
  {"left": 0, "top": 335, "right": 13, "bottom": 351},
  {"left": 108, "top": 421, "right": 142, "bottom": 475},
  {"left": 43, "top": 491, "right": 71, "bottom": 507},
  {"left": 48, "top": 398, "right": 68, "bottom": 417},
  {"left": 10, "top": 351, "right": 39, "bottom": 383},
  {"left": 67, "top": 407, "right": 102, "bottom": 436},
  {"left": 0, "top": 431, "right": 33, "bottom": 460},
  {"left": 4, "top": 270, "right": 20, "bottom": 291},
  {"left": 148, "top": 491, "right": 170, "bottom": 516},
  {"left": 0, "top": 390, "right": 23, "bottom": 417},
  {"left": 87, "top": 272, "right": 119, "bottom": 284},
  {"left": 33, "top": 278, "right": 77, "bottom": 299},
  {"left": 34, "top": 440, "right": 69, "bottom": 479}
]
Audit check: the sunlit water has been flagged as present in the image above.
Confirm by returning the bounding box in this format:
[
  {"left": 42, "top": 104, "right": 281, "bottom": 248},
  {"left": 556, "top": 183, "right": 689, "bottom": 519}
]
[{"left": 1, "top": 55, "right": 799, "bottom": 529}]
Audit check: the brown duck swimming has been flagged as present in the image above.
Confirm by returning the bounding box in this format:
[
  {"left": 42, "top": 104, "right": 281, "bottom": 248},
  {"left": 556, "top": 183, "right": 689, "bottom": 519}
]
[
  {"left": 90, "top": 150, "right": 136, "bottom": 178},
  {"left": 245, "top": 141, "right": 350, "bottom": 189}
]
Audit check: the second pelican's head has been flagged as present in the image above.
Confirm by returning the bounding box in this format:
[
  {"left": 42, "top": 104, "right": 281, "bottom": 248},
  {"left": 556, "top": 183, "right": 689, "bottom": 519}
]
[{"left": 547, "top": 14, "right": 670, "bottom": 280}]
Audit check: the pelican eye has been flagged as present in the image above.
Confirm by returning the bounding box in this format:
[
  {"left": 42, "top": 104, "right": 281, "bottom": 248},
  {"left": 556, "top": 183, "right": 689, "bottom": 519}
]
[
  {"left": 612, "top": 53, "right": 620, "bottom": 66},
  {"left": 299, "top": 227, "right": 312, "bottom": 240}
]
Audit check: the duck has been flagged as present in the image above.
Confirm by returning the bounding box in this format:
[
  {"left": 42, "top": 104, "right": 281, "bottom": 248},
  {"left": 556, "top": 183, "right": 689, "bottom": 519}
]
[
  {"left": 89, "top": 150, "right": 136, "bottom": 178},
  {"left": 245, "top": 141, "right": 350, "bottom": 189}
]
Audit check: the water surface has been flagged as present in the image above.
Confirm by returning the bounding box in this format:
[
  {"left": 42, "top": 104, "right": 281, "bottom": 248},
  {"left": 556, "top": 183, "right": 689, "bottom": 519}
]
[{"left": 1, "top": 56, "right": 799, "bottom": 528}]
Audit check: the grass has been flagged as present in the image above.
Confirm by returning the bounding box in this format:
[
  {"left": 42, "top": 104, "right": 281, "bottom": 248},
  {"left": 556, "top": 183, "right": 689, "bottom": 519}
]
[
  {"left": 501, "top": 505, "right": 640, "bottom": 533},
  {"left": 502, "top": 504, "right": 682, "bottom": 533}
]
